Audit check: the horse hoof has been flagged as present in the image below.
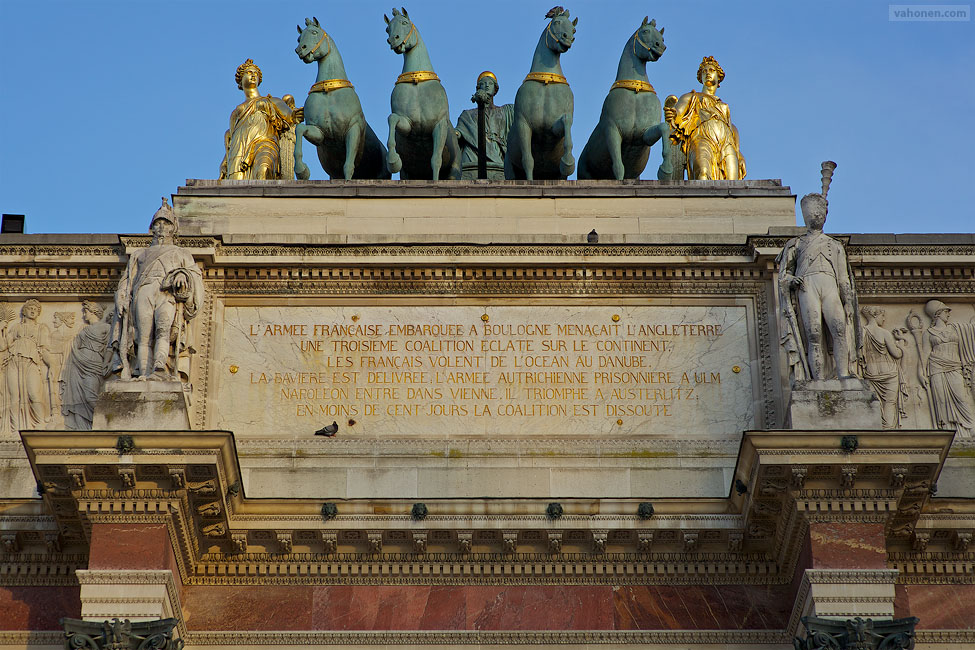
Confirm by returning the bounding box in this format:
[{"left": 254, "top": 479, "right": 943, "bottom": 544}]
[
  {"left": 295, "top": 163, "right": 310, "bottom": 180},
  {"left": 388, "top": 156, "right": 402, "bottom": 174}
]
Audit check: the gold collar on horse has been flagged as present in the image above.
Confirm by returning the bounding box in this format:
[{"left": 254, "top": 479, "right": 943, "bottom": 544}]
[
  {"left": 309, "top": 79, "right": 355, "bottom": 93},
  {"left": 610, "top": 79, "right": 655, "bottom": 94},
  {"left": 396, "top": 71, "right": 440, "bottom": 84},
  {"left": 524, "top": 72, "right": 568, "bottom": 85}
]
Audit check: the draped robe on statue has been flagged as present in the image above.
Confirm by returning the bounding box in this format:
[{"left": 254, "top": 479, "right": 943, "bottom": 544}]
[
  {"left": 455, "top": 103, "right": 515, "bottom": 179},
  {"left": 112, "top": 242, "right": 204, "bottom": 378},
  {"left": 1, "top": 320, "right": 51, "bottom": 431},
  {"left": 223, "top": 95, "right": 296, "bottom": 180},
  {"left": 670, "top": 91, "right": 745, "bottom": 180},
  {"left": 862, "top": 325, "right": 902, "bottom": 428},
  {"left": 60, "top": 318, "right": 112, "bottom": 430},
  {"left": 926, "top": 322, "right": 975, "bottom": 437}
]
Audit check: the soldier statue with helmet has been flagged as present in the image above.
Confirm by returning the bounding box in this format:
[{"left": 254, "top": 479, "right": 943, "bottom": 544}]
[{"left": 110, "top": 198, "right": 204, "bottom": 382}]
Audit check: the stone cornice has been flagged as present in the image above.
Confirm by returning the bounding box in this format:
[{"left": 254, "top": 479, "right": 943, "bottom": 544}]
[
  {"left": 6, "top": 429, "right": 966, "bottom": 588},
  {"left": 178, "top": 177, "right": 795, "bottom": 198},
  {"left": 3, "top": 238, "right": 975, "bottom": 264}
]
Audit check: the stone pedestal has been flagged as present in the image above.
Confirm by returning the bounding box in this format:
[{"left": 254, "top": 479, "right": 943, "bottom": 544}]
[
  {"left": 77, "top": 569, "right": 181, "bottom": 622},
  {"left": 786, "top": 379, "right": 882, "bottom": 429},
  {"left": 77, "top": 523, "right": 184, "bottom": 626},
  {"left": 792, "top": 521, "right": 899, "bottom": 639},
  {"left": 92, "top": 380, "right": 190, "bottom": 430},
  {"left": 800, "top": 568, "right": 898, "bottom": 620}
]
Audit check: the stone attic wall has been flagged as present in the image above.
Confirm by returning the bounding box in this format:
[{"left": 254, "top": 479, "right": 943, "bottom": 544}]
[{"left": 1, "top": 182, "right": 974, "bottom": 646}]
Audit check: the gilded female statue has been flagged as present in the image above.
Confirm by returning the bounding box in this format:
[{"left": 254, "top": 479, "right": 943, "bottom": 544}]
[
  {"left": 664, "top": 56, "right": 745, "bottom": 180},
  {"left": 219, "top": 59, "right": 303, "bottom": 180},
  {"left": 914, "top": 300, "right": 975, "bottom": 438}
]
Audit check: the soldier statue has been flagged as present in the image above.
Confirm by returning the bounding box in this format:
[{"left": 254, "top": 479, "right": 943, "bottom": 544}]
[
  {"left": 777, "top": 162, "right": 861, "bottom": 383},
  {"left": 111, "top": 199, "right": 204, "bottom": 381}
]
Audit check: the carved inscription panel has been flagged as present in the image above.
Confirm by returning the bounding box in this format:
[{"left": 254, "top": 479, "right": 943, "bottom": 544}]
[{"left": 216, "top": 305, "right": 755, "bottom": 438}]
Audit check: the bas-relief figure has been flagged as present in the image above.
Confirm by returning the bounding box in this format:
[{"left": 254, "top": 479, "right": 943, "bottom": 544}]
[
  {"left": 910, "top": 300, "right": 975, "bottom": 438},
  {"left": 384, "top": 7, "right": 461, "bottom": 180},
  {"left": 455, "top": 71, "right": 515, "bottom": 180},
  {"left": 837, "top": 301, "right": 975, "bottom": 437},
  {"left": 505, "top": 6, "right": 578, "bottom": 181},
  {"left": 0, "top": 300, "right": 53, "bottom": 433},
  {"left": 777, "top": 162, "right": 861, "bottom": 383},
  {"left": 111, "top": 198, "right": 204, "bottom": 382},
  {"left": 293, "top": 17, "right": 390, "bottom": 180},
  {"left": 47, "top": 311, "right": 76, "bottom": 418},
  {"left": 859, "top": 306, "right": 906, "bottom": 429},
  {"left": 218, "top": 59, "right": 303, "bottom": 181},
  {"left": 664, "top": 56, "right": 745, "bottom": 180},
  {"left": 60, "top": 301, "right": 112, "bottom": 431},
  {"left": 577, "top": 17, "right": 673, "bottom": 180}
]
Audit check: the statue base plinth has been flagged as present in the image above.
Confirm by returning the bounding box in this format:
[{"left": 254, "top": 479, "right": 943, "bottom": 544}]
[
  {"left": 786, "top": 378, "right": 882, "bottom": 429},
  {"left": 92, "top": 379, "right": 191, "bottom": 430}
]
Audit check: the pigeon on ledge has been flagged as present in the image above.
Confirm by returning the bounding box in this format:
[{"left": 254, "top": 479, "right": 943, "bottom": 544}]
[{"left": 315, "top": 421, "right": 339, "bottom": 437}]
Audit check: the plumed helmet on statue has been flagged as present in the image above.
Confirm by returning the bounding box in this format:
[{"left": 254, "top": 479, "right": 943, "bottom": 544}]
[
  {"left": 820, "top": 160, "right": 837, "bottom": 203},
  {"left": 149, "top": 197, "right": 178, "bottom": 233},
  {"left": 924, "top": 299, "right": 950, "bottom": 319},
  {"left": 800, "top": 161, "right": 837, "bottom": 226}
]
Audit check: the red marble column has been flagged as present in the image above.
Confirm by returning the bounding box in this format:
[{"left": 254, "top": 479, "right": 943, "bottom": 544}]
[
  {"left": 80, "top": 522, "right": 183, "bottom": 622},
  {"left": 799, "top": 520, "right": 897, "bottom": 621},
  {"left": 87, "top": 523, "right": 180, "bottom": 573},
  {"left": 807, "top": 521, "right": 887, "bottom": 569}
]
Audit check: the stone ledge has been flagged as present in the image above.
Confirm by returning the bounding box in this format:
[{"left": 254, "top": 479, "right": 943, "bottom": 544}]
[
  {"left": 180, "top": 178, "right": 795, "bottom": 198},
  {"left": 173, "top": 179, "right": 798, "bottom": 238}
]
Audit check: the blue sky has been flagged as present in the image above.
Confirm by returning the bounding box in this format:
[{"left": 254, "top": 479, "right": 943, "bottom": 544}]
[{"left": 1, "top": 0, "right": 972, "bottom": 234}]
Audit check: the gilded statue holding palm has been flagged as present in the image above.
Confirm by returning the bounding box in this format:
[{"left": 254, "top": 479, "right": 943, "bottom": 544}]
[
  {"left": 664, "top": 56, "right": 745, "bottom": 180},
  {"left": 219, "top": 59, "right": 303, "bottom": 180}
]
